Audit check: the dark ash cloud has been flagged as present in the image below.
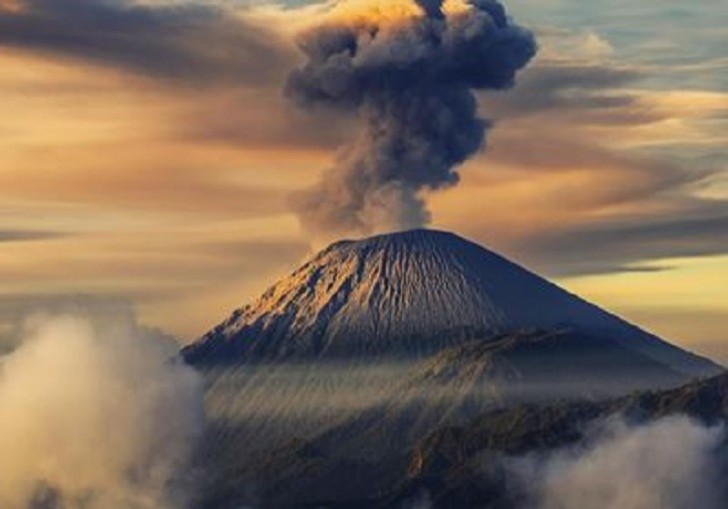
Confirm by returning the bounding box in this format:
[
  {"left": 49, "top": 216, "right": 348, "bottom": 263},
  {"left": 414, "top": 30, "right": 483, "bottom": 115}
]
[
  {"left": 0, "top": 0, "right": 295, "bottom": 86},
  {"left": 286, "top": 0, "right": 536, "bottom": 239}
]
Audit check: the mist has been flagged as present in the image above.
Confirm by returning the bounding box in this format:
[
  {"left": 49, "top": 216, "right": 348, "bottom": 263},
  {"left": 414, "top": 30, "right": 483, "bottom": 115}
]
[
  {"left": 0, "top": 310, "right": 204, "bottom": 509},
  {"left": 509, "top": 416, "right": 726, "bottom": 509}
]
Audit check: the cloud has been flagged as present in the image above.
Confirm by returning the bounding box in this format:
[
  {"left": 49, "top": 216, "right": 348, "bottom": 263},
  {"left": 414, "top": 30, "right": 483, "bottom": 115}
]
[
  {"left": 170, "top": 88, "right": 355, "bottom": 150},
  {"left": 483, "top": 62, "right": 653, "bottom": 124},
  {"left": 0, "top": 0, "right": 295, "bottom": 87},
  {"left": 0, "top": 230, "right": 66, "bottom": 243},
  {"left": 0, "top": 305, "right": 204, "bottom": 509},
  {"left": 436, "top": 42, "right": 728, "bottom": 276},
  {"left": 509, "top": 416, "right": 726, "bottom": 509},
  {"left": 528, "top": 208, "right": 728, "bottom": 276},
  {"left": 0, "top": 220, "right": 311, "bottom": 341}
]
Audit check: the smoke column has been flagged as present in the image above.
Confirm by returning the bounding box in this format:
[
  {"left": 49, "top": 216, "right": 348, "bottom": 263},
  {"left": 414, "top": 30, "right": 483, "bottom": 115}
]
[
  {"left": 0, "top": 311, "right": 204, "bottom": 509},
  {"left": 286, "top": 0, "right": 536, "bottom": 239}
]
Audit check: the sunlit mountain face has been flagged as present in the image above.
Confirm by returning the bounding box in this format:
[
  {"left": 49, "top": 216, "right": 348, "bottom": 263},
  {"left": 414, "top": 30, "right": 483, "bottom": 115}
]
[{"left": 0, "top": 1, "right": 725, "bottom": 509}]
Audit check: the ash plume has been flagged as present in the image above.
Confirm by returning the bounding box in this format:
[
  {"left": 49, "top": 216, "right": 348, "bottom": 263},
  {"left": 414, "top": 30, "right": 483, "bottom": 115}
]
[{"left": 286, "top": 0, "right": 536, "bottom": 239}]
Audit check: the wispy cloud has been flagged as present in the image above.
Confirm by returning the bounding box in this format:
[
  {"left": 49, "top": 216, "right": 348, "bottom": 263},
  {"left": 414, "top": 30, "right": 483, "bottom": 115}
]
[
  {"left": 0, "top": 0, "right": 295, "bottom": 86},
  {"left": 0, "top": 230, "right": 66, "bottom": 243}
]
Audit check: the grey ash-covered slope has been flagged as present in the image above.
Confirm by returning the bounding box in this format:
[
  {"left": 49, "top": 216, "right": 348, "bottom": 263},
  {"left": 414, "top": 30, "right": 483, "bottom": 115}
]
[{"left": 183, "top": 229, "right": 719, "bottom": 377}]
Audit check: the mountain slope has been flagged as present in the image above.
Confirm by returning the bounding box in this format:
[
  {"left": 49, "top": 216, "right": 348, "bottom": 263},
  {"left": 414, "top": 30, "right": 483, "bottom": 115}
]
[
  {"left": 184, "top": 229, "right": 719, "bottom": 377},
  {"left": 286, "top": 329, "right": 689, "bottom": 463},
  {"left": 185, "top": 229, "right": 723, "bottom": 509},
  {"left": 251, "top": 371, "right": 728, "bottom": 509},
  {"left": 392, "top": 371, "right": 728, "bottom": 509}
]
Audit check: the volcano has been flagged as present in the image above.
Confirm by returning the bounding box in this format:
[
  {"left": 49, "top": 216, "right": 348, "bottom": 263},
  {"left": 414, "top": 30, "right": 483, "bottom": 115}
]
[
  {"left": 184, "top": 229, "right": 717, "bottom": 378},
  {"left": 185, "top": 229, "right": 722, "bottom": 509}
]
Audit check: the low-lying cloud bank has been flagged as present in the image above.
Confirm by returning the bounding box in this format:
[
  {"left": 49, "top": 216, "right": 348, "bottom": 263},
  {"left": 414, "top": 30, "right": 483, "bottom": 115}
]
[
  {"left": 0, "top": 310, "right": 204, "bottom": 509},
  {"left": 0, "top": 306, "right": 725, "bottom": 509},
  {"left": 510, "top": 416, "right": 726, "bottom": 509}
]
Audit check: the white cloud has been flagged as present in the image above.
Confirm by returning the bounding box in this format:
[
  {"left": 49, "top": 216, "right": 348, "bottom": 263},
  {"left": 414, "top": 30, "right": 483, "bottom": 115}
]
[
  {"left": 0, "top": 309, "right": 204, "bottom": 509},
  {"left": 510, "top": 416, "right": 725, "bottom": 509}
]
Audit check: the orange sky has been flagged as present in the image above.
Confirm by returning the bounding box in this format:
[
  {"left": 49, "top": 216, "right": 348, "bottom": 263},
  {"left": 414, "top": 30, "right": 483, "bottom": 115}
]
[{"left": 0, "top": 1, "right": 726, "bottom": 361}]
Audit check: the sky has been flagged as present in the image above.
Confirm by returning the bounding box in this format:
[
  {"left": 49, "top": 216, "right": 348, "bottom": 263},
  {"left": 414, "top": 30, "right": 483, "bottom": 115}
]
[{"left": 0, "top": 0, "right": 726, "bottom": 360}]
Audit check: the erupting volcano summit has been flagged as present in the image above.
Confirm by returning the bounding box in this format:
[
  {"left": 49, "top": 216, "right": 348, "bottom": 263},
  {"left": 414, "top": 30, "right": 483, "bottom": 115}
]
[{"left": 184, "top": 229, "right": 719, "bottom": 379}]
